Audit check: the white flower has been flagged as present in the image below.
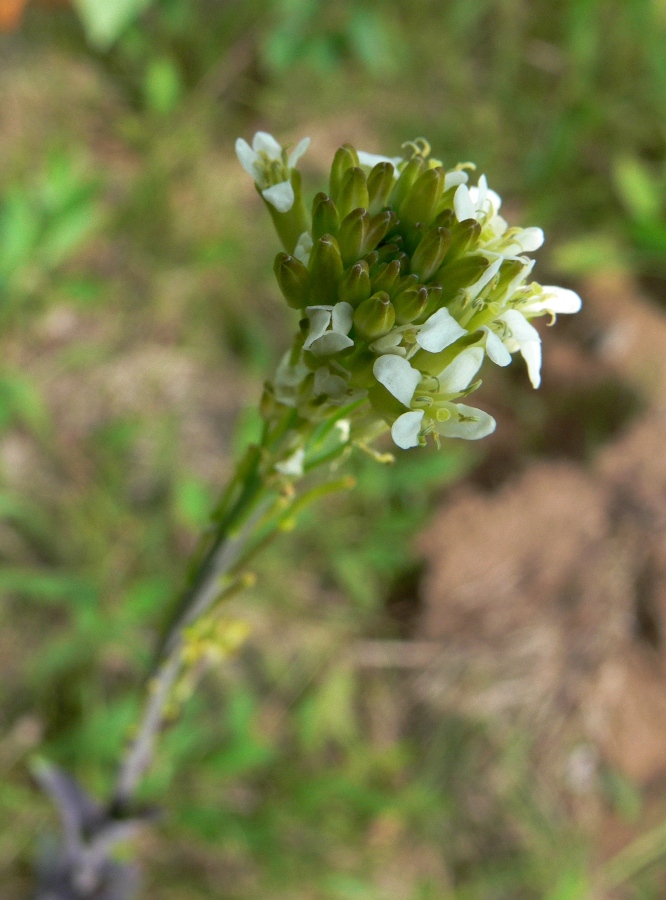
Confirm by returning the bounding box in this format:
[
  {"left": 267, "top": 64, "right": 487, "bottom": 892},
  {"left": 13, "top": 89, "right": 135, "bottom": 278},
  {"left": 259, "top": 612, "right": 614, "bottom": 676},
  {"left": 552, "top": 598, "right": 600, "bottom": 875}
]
[
  {"left": 454, "top": 175, "right": 502, "bottom": 223},
  {"left": 275, "top": 447, "right": 305, "bottom": 476},
  {"left": 304, "top": 303, "right": 354, "bottom": 356},
  {"left": 480, "top": 326, "right": 512, "bottom": 367},
  {"left": 499, "top": 309, "right": 542, "bottom": 388},
  {"left": 313, "top": 366, "right": 348, "bottom": 399},
  {"left": 522, "top": 285, "right": 582, "bottom": 317},
  {"left": 435, "top": 403, "right": 496, "bottom": 440},
  {"left": 357, "top": 151, "right": 403, "bottom": 170},
  {"left": 437, "top": 347, "right": 485, "bottom": 393},
  {"left": 274, "top": 352, "right": 309, "bottom": 406},
  {"left": 415, "top": 307, "right": 467, "bottom": 353},
  {"left": 373, "top": 355, "right": 421, "bottom": 407},
  {"left": 465, "top": 252, "right": 503, "bottom": 302},
  {"left": 444, "top": 170, "right": 469, "bottom": 190},
  {"left": 235, "top": 131, "right": 310, "bottom": 213},
  {"left": 391, "top": 409, "right": 425, "bottom": 449},
  {"left": 294, "top": 231, "right": 313, "bottom": 265}
]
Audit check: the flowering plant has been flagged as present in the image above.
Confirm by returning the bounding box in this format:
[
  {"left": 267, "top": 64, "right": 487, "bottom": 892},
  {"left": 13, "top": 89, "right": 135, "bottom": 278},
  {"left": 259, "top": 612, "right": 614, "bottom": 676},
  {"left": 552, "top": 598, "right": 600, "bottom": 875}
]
[{"left": 33, "top": 132, "right": 580, "bottom": 899}]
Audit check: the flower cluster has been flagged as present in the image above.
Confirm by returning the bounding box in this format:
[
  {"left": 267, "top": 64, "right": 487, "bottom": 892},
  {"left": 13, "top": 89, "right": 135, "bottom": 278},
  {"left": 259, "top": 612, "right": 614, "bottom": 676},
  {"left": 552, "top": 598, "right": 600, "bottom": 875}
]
[{"left": 237, "top": 133, "right": 581, "bottom": 456}]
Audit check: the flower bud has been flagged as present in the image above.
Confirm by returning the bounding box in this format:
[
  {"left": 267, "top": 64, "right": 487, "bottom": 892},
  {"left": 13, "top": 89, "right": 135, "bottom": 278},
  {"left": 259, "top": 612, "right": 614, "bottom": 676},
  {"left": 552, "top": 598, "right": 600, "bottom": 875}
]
[
  {"left": 309, "top": 234, "right": 344, "bottom": 306},
  {"left": 433, "top": 208, "right": 455, "bottom": 229},
  {"left": 336, "top": 167, "right": 370, "bottom": 220},
  {"left": 329, "top": 144, "right": 360, "bottom": 203},
  {"left": 338, "top": 260, "right": 372, "bottom": 306},
  {"left": 393, "top": 285, "right": 429, "bottom": 324},
  {"left": 376, "top": 241, "right": 402, "bottom": 265},
  {"left": 338, "top": 208, "right": 369, "bottom": 266},
  {"left": 312, "top": 193, "right": 340, "bottom": 241},
  {"left": 390, "top": 155, "right": 426, "bottom": 211},
  {"left": 399, "top": 166, "right": 446, "bottom": 227},
  {"left": 353, "top": 291, "right": 395, "bottom": 340},
  {"left": 274, "top": 252, "right": 311, "bottom": 309},
  {"left": 367, "top": 162, "right": 396, "bottom": 214},
  {"left": 436, "top": 255, "right": 489, "bottom": 299},
  {"left": 410, "top": 226, "right": 451, "bottom": 282},
  {"left": 446, "top": 218, "right": 481, "bottom": 259},
  {"left": 372, "top": 258, "right": 402, "bottom": 294},
  {"left": 361, "top": 210, "right": 395, "bottom": 255}
]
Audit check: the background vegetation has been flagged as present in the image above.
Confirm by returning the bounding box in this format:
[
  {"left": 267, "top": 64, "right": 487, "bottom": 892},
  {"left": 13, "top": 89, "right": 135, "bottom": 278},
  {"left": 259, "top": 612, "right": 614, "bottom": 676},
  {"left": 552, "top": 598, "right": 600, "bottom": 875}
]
[{"left": 2, "top": 0, "right": 666, "bottom": 896}]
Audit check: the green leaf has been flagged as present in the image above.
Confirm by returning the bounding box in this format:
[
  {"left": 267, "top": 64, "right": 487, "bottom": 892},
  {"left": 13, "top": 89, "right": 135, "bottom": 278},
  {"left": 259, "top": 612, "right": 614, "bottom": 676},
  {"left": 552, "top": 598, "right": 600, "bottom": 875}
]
[
  {"left": 613, "top": 156, "right": 662, "bottom": 223},
  {"left": 72, "top": 0, "right": 155, "bottom": 49},
  {"left": 143, "top": 57, "right": 184, "bottom": 116}
]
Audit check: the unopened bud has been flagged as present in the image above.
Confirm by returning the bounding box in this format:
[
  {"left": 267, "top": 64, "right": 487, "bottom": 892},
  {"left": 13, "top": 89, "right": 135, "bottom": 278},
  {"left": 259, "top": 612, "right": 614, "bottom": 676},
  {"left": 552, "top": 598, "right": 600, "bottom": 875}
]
[
  {"left": 361, "top": 210, "right": 395, "bottom": 255},
  {"left": 372, "top": 259, "right": 402, "bottom": 294},
  {"left": 376, "top": 241, "right": 402, "bottom": 265},
  {"left": 433, "top": 208, "right": 455, "bottom": 229},
  {"left": 338, "top": 208, "right": 369, "bottom": 266},
  {"left": 353, "top": 291, "right": 395, "bottom": 340},
  {"left": 436, "top": 255, "right": 489, "bottom": 299},
  {"left": 312, "top": 193, "right": 340, "bottom": 241},
  {"left": 393, "top": 285, "right": 428, "bottom": 324},
  {"left": 367, "top": 162, "right": 396, "bottom": 214},
  {"left": 399, "top": 166, "right": 446, "bottom": 227},
  {"left": 490, "top": 258, "right": 524, "bottom": 298},
  {"left": 447, "top": 218, "right": 482, "bottom": 259},
  {"left": 337, "top": 167, "right": 370, "bottom": 220},
  {"left": 390, "top": 155, "right": 426, "bottom": 210},
  {"left": 274, "top": 252, "right": 311, "bottom": 309},
  {"left": 338, "top": 260, "right": 372, "bottom": 306},
  {"left": 309, "top": 234, "right": 344, "bottom": 306},
  {"left": 329, "top": 144, "right": 359, "bottom": 203},
  {"left": 410, "top": 227, "right": 451, "bottom": 282}
]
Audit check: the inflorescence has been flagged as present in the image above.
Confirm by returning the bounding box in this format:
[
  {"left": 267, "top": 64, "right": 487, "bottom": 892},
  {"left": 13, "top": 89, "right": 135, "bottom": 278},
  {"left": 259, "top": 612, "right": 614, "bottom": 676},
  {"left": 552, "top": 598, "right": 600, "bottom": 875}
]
[{"left": 236, "top": 132, "right": 581, "bottom": 461}]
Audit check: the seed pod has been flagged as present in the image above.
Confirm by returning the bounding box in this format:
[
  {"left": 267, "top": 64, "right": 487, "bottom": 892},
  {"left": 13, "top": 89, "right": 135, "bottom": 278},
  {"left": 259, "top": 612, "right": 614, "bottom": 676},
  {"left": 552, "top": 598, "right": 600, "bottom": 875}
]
[
  {"left": 338, "top": 208, "right": 369, "bottom": 267},
  {"left": 372, "top": 259, "right": 402, "bottom": 294},
  {"left": 393, "top": 285, "right": 429, "bottom": 325},
  {"left": 353, "top": 291, "right": 395, "bottom": 340},
  {"left": 390, "top": 155, "right": 426, "bottom": 211},
  {"left": 309, "top": 234, "right": 344, "bottom": 306},
  {"left": 367, "top": 162, "right": 396, "bottom": 214},
  {"left": 410, "top": 226, "right": 451, "bottom": 282},
  {"left": 312, "top": 193, "right": 340, "bottom": 241},
  {"left": 337, "top": 167, "right": 370, "bottom": 220},
  {"left": 399, "top": 166, "right": 446, "bottom": 227},
  {"left": 338, "top": 260, "right": 372, "bottom": 306},
  {"left": 329, "top": 145, "right": 360, "bottom": 203},
  {"left": 435, "top": 255, "right": 489, "bottom": 299},
  {"left": 274, "top": 252, "right": 311, "bottom": 309}
]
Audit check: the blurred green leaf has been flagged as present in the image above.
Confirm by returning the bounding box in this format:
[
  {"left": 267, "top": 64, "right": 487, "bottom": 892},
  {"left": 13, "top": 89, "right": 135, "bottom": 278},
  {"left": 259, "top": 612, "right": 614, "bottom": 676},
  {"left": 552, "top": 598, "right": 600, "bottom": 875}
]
[
  {"left": 72, "top": 0, "right": 155, "bottom": 49},
  {"left": 613, "top": 156, "right": 662, "bottom": 223},
  {"left": 144, "top": 56, "right": 184, "bottom": 115}
]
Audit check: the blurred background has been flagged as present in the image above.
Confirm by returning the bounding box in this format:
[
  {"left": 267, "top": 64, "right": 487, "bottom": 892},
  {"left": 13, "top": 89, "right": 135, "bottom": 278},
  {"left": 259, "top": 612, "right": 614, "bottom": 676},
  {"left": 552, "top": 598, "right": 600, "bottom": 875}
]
[{"left": 2, "top": 0, "right": 666, "bottom": 896}]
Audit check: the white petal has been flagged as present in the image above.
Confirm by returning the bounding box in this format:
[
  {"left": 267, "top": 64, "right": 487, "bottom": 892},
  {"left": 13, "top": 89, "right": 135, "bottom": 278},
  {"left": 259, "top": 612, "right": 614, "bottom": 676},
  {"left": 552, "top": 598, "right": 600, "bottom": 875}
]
[
  {"left": 331, "top": 301, "right": 353, "bottom": 335},
  {"left": 486, "top": 188, "right": 502, "bottom": 214},
  {"left": 514, "top": 227, "right": 544, "bottom": 252},
  {"left": 373, "top": 355, "right": 421, "bottom": 407},
  {"left": 370, "top": 331, "right": 404, "bottom": 354},
  {"left": 308, "top": 332, "right": 355, "bottom": 356},
  {"left": 475, "top": 174, "right": 488, "bottom": 213},
  {"left": 466, "top": 253, "right": 502, "bottom": 301},
  {"left": 303, "top": 308, "right": 332, "bottom": 349},
  {"left": 294, "top": 231, "right": 313, "bottom": 265},
  {"left": 482, "top": 327, "right": 512, "bottom": 366},
  {"left": 336, "top": 419, "right": 351, "bottom": 442},
  {"left": 313, "top": 366, "right": 348, "bottom": 397},
  {"left": 444, "top": 171, "right": 469, "bottom": 190},
  {"left": 235, "top": 138, "right": 259, "bottom": 179},
  {"left": 436, "top": 403, "right": 496, "bottom": 440},
  {"left": 357, "top": 151, "right": 402, "bottom": 170},
  {"left": 261, "top": 180, "right": 295, "bottom": 213},
  {"left": 501, "top": 308, "right": 540, "bottom": 344},
  {"left": 537, "top": 285, "right": 582, "bottom": 314},
  {"left": 488, "top": 214, "right": 508, "bottom": 238},
  {"left": 275, "top": 447, "right": 305, "bottom": 476},
  {"left": 391, "top": 410, "right": 425, "bottom": 449},
  {"left": 416, "top": 307, "right": 467, "bottom": 353},
  {"left": 454, "top": 184, "right": 476, "bottom": 222},
  {"left": 252, "top": 131, "right": 283, "bottom": 159},
  {"left": 437, "top": 347, "right": 484, "bottom": 393},
  {"left": 288, "top": 136, "right": 311, "bottom": 168}
]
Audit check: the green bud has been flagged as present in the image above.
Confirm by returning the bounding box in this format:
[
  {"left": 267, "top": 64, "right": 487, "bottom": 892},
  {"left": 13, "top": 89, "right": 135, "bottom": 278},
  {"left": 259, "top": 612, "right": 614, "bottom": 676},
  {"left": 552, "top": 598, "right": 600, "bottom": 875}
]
[
  {"left": 489, "top": 258, "right": 524, "bottom": 299},
  {"left": 390, "top": 156, "right": 426, "bottom": 211},
  {"left": 420, "top": 283, "right": 443, "bottom": 320},
  {"left": 393, "top": 285, "right": 429, "bottom": 324},
  {"left": 399, "top": 166, "right": 446, "bottom": 227},
  {"left": 337, "top": 167, "right": 370, "bottom": 220},
  {"left": 446, "top": 218, "right": 481, "bottom": 260},
  {"left": 273, "top": 252, "right": 311, "bottom": 309},
  {"left": 353, "top": 291, "right": 395, "bottom": 340},
  {"left": 433, "top": 208, "right": 455, "bottom": 229},
  {"left": 309, "top": 234, "right": 344, "bottom": 306},
  {"left": 375, "top": 241, "right": 402, "bottom": 265},
  {"left": 372, "top": 259, "right": 402, "bottom": 294},
  {"left": 338, "top": 208, "right": 369, "bottom": 266},
  {"left": 410, "top": 226, "right": 451, "bottom": 282},
  {"left": 411, "top": 332, "right": 479, "bottom": 376},
  {"left": 364, "top": 250, "right": 380, "bottom": 272},
  {"left": 338, "top": 260, "right": 372, "bottom": 306},
  {"left": 329, "top": 144, "right": 360, "bottom": 203},
  {"left": 312, "top": 193, "right": 340, "bottom": 241},
  {"left": 435, "top": 255, "right": 489, "bottom": 299},
  {"left": 367, "top": 162, "right": 396, "bottom": 214},
  {"left": 262, "top": 169, "right": 309, "bottom": 254},
  {"left": 361, "top": 210, "right": 395, "bottom": 255}
]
